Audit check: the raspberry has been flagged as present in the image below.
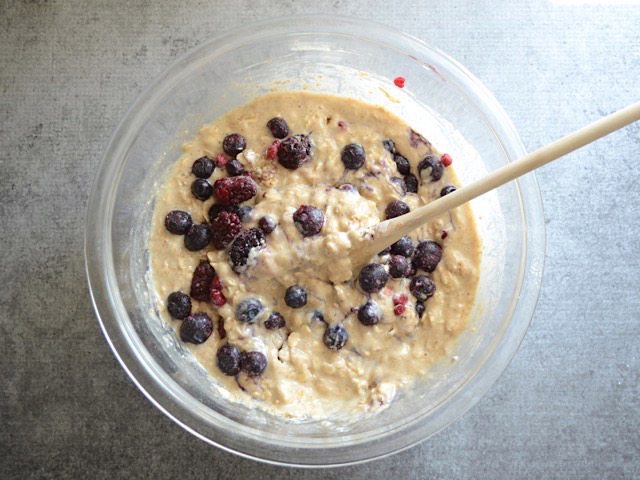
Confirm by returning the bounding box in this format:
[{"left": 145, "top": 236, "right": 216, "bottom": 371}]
[
  {"left": 190, "top": 260, "right": 216, "bottom": 302},
  {"left": 213, "top": 176, "right": 258, "bottom": 205},
  {"left": 337, "top": 120, "right": 348, "bottom": 130},
  {"left": 393, "top": 293, "right": 408, "bottom": 305},
  {"left": 393, "top": 76, "right": 406, "bottom": 88},
  {"left": 210, "top": 211, "right": 242, "bottom": 249},
  {"left": 215, "top": 153, "right": 229, "bottom": 167},
  {"left": 208, "top": 203, "right": 239, "bottom": 223},
  {"left": 393, "top": 303, "right": 406, "bottom": 316},
  {"left": 210, "top": 289, "right": 226, "bottom": 307},
  {"left": 441, "top": 153, "right": 453, "bottom": 167},
  {"left": 266, "top": 140, "right": 280, "bottom": 160}
]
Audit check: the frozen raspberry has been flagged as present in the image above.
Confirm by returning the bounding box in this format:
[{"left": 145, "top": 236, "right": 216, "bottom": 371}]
[
  {"left": 215, "top": 153, "right": 229, "bottom": 168},
  {"left": 222, "top": 133, "right": 246, "bottom": 157},
  {"left": 266, "top": 140, "right": 280, "bottom": 160},
  {"left": 277, "top": 134, "right": 312, "bottom": 170},
  {"left": 213, "top": 176, "right": 257, "bottom": 205},
  {"left": 228, "top": 228, "right": 266, "bottom": 273},
  {"left": 208, "top": 203, "right": 239, "bottom": 223},
  {"left": 393, "top": 303, "right": 406, "bottom": 316},
  {"left": 441, "top": 153, "right": 453, "bottom": 167},
  {"left": 190, "top": 260, "right": 216, "bottom": 302},
  {"left": 210, "top": 289, "right": 226, "bottom": 307},
  {"left": 293, "top": 205, "right": 324, "bottom": 237},
  {"left": 210, "top": 211, "right": 242, "bottom": 249},
  {"left": 393, "top": 293, "right": 408, "bottom": 305},
  {"left": 267, "top": 117, "right": 289, "bottom": 139}
]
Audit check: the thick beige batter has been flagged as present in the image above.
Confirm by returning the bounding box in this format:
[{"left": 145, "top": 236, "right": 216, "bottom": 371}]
[{"left": 149, "top": 91, "right": 481, "bottom": 420}]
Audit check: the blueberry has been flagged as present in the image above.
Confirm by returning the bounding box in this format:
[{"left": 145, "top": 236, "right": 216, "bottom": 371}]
[
  {"left": 415, "top": 301, "right": 425, "bottom": 319},
  {"left": 208, "top": 204, "right": 239, "bottom": 223},
  {"left": 184, "top": 224, "right": 211, "bottom": 251},
  {"left": 191, "top": 156, "right": 215, "bottom": 178},
  {"left": 264, "top": 312, "right": 285, "bottom": 330},
  {"left": 389, "top": 255, "right": 411, "bottom": 278},
  {"left": 166, "top": 291, "right": 191, "bottom": 319},
  {"left": 413, "top": 240, "right": 443, "bottom": 273},
  {"left": 240, "top": 351, "right": 268, "bottom": 377},
  {"left": 385, "top": 200, "right": 410, "bottom": 219},
  {"left": 390, "top": 177, "right": 407, "bottom": 196},
  {"left": 418, "top": 155, "right": 444, "bottom": 182},
  {"left": 191, "top": 178, "right": 213, "bottom": 201},
  {"left": 237, "top": 206, "right": 253, "bottom": 222},
  {"left": 358, "top": 263, "right": 389, "bottom": 293},
  {"left": 311, "top": 310, "right": 326, "bottom": 323},
  {"left": 236, "top": 298, "right": 264, "bottom": 323},
  {"left": 338, "top": 183, "right": 357, "bottom": 192},
  {"left": 258, "top": 216, "right": 277, "bottom": 234},
  {"left": 393, "top": 154, "right": 411, "bottom": 175},
  {"left": 278, "top": 134, "right": 312, "bottom": 170},
  {"left": 293, "top": 205, "right": 324, "bottom": 237},
  {"left": 164, "top": 210, "right": 192, "bottom": 235},
  {"left": 390, "top": 236, "right": 414, "bottom": 257},
  {"left": 216, "top": 343, "right": 241, "bottom": 376},
  {"left": 404, "top": 174, "right": 419, "bottom": 193},
  {"left": 226, "top": 159, "right": 245, "bottom": 177},
  {"left": 341, "top": 143, "right": 366, "bottom": 170},
  {"left": 323, "top": 324, "right": 348, "bottom": 351},
  {"left": 382, "top": 138, "right": 396, "bottom": 154},
  {"left": 378, "top": 246, "right": 391, "bottom": 256},
  {"left": 284, "top": 285, "right": 307, "bottom": 309},
  {"left": 267, "top": 117, "right": 289, "bottom": 139},
  {"left": 410, "top": 275, "right": 436, "bottom": 301},
  {"left": 441, "top": 185, "right": 456, "bottom": 197},
  {"left": 179, "top": 312, "right": 213, "bottom": 344},
  {"left": 222, "top": 133, "right": 247, "bottom": 157},
  {"left": 358, "top": 301, "right": 381, "bottom": 326}
]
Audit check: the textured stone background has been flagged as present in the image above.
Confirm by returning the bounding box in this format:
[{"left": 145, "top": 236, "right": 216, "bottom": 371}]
[{"left": 1, "top": 1, "right": 639, "bottom": 478}]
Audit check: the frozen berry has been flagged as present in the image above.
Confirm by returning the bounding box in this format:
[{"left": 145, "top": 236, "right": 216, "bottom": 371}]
[
  {"left": 441, "top": 185, "right": 456, "bottom": 197},
  {"left": 358, "top": 301, "right": 381, "bottom": 326},
  {"left": 393, "top": 154, "right": 411, "bottom": 175},
  {"left": 267, "top": 117, "right": 289, "bottom": 139},
  {"left": 166, "top": 291, "right": 191, "bottom": 319},
  {"left": 210, "top": 289, "right": 226, "bottom": 307},
  {"left": 190, "top": 260, "right": 215, "bottom": 302},
  {"left": 226, "top": 159, "right": 245, "bottom": 177},
  {"left": 258, "top": 216, "right": 277, "bottom": 234},
  {"left": 191, "top": 178, "right": 213, "bottom": 201},
  {"left": 215, "top": 153, "right": 229, "bottom": 167},
  {"left": 164, "top": 210, "right": 192, "bottom": 235},
  {"left": 228, "top": 228, "right": 266, "bottom": 273},
  {"left": 222, "top": 133, "right": 246, "bottom": 157},
  {"left": 217, "top": 343, "right": 241, "bottom": 376},
  {"left": 179, "top": 312, "right": 213, "bottom": 344},
  {"left": 208, "top": 203, "right": 239, "bottom": 223},
  {"left": 393, "top": 303, "right": 406, "bottom": 316},
  {"left": 385, "top": 200, "right": 410, "bottom": 219},
  {"left": 404, "top": 174, "right": 419, "bottom": 193},
  {"left": 266, "top": 140, "right": 281, "bottom": 160},
  {"left": 323, "top": 324, "right": 348, "bottom": 351},
  {"left": 413, "top": 240, "right": 443, "bottom": 273},
  {"left": 393, "top": 76, "right": 406, "bottom": 88},
  {"left": 277, "top": 134, "right": 311, "bottom": 170},
  {"left": 311, "top": 310, "right": 326, "bottom": 323},
  {"left": 210, "top": 211, "right": 242, "bottom": 249},
  {"left": 389, "top": 255, "right": 411, "bottom": 278},
  {"left": 237, "top": 206, "right": 253, "bottom": 222},
  {"left": 441, "top": 153, "right": 453, "bottom": 167},
  {"left": 390, "top": 177, "right": 407, "bottom": 196},
  {"left": 410, "top": 275, "right": 436, "bottom": 301},
  {"left": 284, "top": 285, "right": 307, "bottom": 308},
  {"left": 184, "top": 224, "right": 211, "bottom": 251},
  {"left": 382, "top": 138, "right": 396, "bottom": 154},
  {"left": 415, "top": 301, "right": 425, "bottom": 319},
  {"left": 390, "top": 236, "right": 414, "bottom": 257},
  {"left": 191, "top": 156, "right": 215, "bottom": 178},
  {"left": 293, "top": 205, "right": 324, "bottom": 237},
  {"left": 240, "top": 351, "right": 267, "bottom": 377},
  {"left": 264, "top": 312, "right": 285, "bottom": 330},
  {"left": 338, "top": 183, "right": 357, "bottom": 192},
  {"left": 213, "top": 176, "right": 257, "bottom": 205},
  {"left": 358, "top": 263, "right": 389, "bottom": 293},
  {"left": 341, "top": 143, "right": 366, "bottom": 170},
  {"left": 236, "top": 298, "right": 264, "bottom": 323},
  {"left": 418, "top": 155, "right": 443, "bottom": 182}
]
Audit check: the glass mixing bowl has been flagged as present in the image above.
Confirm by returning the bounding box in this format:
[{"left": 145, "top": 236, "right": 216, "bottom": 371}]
[{"left": 85, "top": 15, "right": 545, "bottom": 467}]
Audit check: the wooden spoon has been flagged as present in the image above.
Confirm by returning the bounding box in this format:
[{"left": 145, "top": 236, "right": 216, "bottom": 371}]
[{"left": 347, "top": 101, "right": 640, "bottom": 269}]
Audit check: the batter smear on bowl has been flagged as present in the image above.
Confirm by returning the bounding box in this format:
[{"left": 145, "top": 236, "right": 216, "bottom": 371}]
[{"left": 149, "top": 91, "right": 481, "bottom": 420}]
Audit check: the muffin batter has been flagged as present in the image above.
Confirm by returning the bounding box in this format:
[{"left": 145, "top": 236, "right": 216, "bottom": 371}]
[{"left": 149, "top": 91, "right": 481, "bottom": 420}]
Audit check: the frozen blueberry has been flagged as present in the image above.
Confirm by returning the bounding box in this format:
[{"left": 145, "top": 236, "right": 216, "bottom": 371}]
[
  {"left": 358, "top": 301, "right": 381, "bottom": 326},
  {"left": 191, "top": 178, "right": 213, "bottom": 201},
  {"left": 184, "top": 224, "right": 211, "bottom": 251},
  {"left": 240, "top": 351, "right": 268, "bottom": 377},
  {"left": 237, "top": 205, "right": 253, "bottom": 222},
  {"left": 166, "top": 291, "right": 191, "bottom": 320},
  {"left": 222, "top": 133, "right": 246, "bottom": 157},
  {"left": 258, "top": 216, "right": 277, "bottom": 234},
  {"left": 284, "top": 285, "right": 307, "bottom": 309},
  {"left": 217, "top": 343, "right": 241, "bottom": 376},
  {"left": 393, "top": 154, "right": 411, "bottom": 175},
  {"left": 226, "top": 159, "right": 245, "bottom": 177},
  {"left": 410, "top": 275, "right": 436, "bottom": 301},
  {"left": 341, "top": 143, "right": 366, "bottom": 170},
  {"left": 385, "top": 200, "right": 410, "bottom": 219},
  {"left": 358, "top": 263, "right": 389, "bottom": 293},
  {"left": 441, "top": 185, "right": 457, "bottom": 197},
  {"left": 267, "top": 117, "right": 289, "bottom": 139},
  {"left": 293, "top": 205, "right": 324, "bottom": 237},
  {"left": 382, "top": 138, "right": 396, "bottom": 154},
  {"left": 164, "top": 210, "right": 192, "bottom": 235},
  {"left": 415, "top": 301, "right": 425, "bottom": 319},
  {"left": 390, "top": 176, "right": 407, "bottom": 196},
  {"left": 278, "top": 134, "right": 312, "bottom": 169},
  {"left": 228, "top": 228, "right": 266, "bottom": 273},
  {"left": 413, "top": 240, "right": 443, "bottom": 273},
  {"left": 208, "top": 203, "right": 239, "bottom": 223},
  {"left": 418, "top": 155, "right": 444, "bottom": 182},
  {"left": 236, "top": 298, "right": 264, "bottom": 323},
  {"left": 311, "top": 310, "right": 326, "bottom": 323},
  {"left": 179, "top": 312, "right": 213, "bottom": 344},
  {"left": 389, "top": 255, "right": 411, "bottom": 278},
  {"left": 264, "top": 312, "right": 285, "bottom": 330},
  {"left": 323, "top": 324, "right": 348, "bottom": 351},
  {"left": 191, "top": 156, "right": 215, "bottom": 178},
  {"left": 404, "top": 174, "right": 419, "bottom": 193},
  {"left": 390, "top": 236, "right": 414, "bottom": 257}
]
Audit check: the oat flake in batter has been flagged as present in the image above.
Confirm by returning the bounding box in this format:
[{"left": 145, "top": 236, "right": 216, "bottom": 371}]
[{"left": 150, "top": 91, "right": 481, "bottom": 420}]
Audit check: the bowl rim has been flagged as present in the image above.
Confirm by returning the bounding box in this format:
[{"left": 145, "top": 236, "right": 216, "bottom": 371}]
[{"left": 84, "top": 13, "right": 545, "bottom": 468}]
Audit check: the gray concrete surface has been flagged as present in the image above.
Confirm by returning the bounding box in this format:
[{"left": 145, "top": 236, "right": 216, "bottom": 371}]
[{"left": 1, "top": 1, "right": 639, "bottom": 478}]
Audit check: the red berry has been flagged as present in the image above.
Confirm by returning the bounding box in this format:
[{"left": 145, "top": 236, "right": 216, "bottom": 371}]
[
  {"left": 213, "top": 176, "right": 258, "bottom": 205},
  {"left": 393, "top": 76, "right": 406, "bottom": 88},
  {"left": 210, "top": 211, "right": 242, "bottom": 249},
  {"left": 441, "top": 230, "right": 448, "bottom": 240},
  {"left": 210, "top": 289, "right": 227, "bottom": 307},
  {"left": 337, "top": 120, "right": 348, "bottom": 130},
  {"left": 215, "top": 153, "right": 229, "bottom": 167},
  {"left": 393, "top": 293, "right": 408, "bottom": 305},
  {"left": 266, "top": 140, "right": 280, "bottom": 160},
  {"left": 441, "top": 153, "right": 453, "bottom": 167},
  {"left": 212, "top": 276, "right": 222, "bottom": 291},
  {"left": 394, "top": 303, "right": 406, "bottom": 315}
]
